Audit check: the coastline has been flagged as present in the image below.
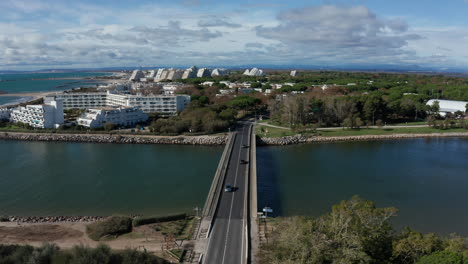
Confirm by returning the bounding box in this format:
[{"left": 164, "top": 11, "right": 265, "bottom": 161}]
[
  {"left": 0, "top": 131, "right": 227, "bottom": 145},
  {"left": 257, "top": 132, "right": 468, "bottom": 145}
]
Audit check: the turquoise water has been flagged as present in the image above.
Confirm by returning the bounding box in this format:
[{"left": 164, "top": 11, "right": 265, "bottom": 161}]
[
  {"left": 0, "top": 141, "right": 222, "bottom": 216},
  {"left": 0, "top": 72, "right": 111, "bottom": 94},
  {"left": 257, "top": 138, "right": 468, "bottom": 236},
  {"left": 0, "top": 96, "right": 31, "bottom": 106}
]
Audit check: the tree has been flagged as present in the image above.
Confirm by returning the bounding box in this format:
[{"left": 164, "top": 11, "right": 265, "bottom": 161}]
[
  {"left": 103, "top": 122, "right": 115, "bottom": 131},
  {"left": 416, "top": 251, "right": 463, "bottom": 264},
  {"left": 364, "top": 94, "right": 386, "bottom": 125},
  {"left": 251, "top": 82, "right": 262, "bottom": 88},
  {"left": 392, "top": 229, "right": 443, "bottom": 264},
  {"left": 259, "top": 196, "right": 398, "bottom": 264}
]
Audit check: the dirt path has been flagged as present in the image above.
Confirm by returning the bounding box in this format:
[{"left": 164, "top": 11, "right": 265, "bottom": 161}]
[{"left": 0, "top": 222, "right": 182, "bottom": 252}]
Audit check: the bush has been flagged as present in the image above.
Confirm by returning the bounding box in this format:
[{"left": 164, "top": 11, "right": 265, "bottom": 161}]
[
  {"left": 0, "top": 243, "right": 168, "bottom": 264},
  {"left": 86, "top": 216, "right": 133, "bottom": 241},
  {"left": 417, "top": 250, "right": 463, "bottom": 264},
  {"left": 133, "top": 213, "right": 186, "bottom": 227}
]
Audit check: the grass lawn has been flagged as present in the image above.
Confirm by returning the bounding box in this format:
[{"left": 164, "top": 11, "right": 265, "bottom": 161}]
[
  {"left": 0, "top": 125, "right": 28, "bottom": 131},
  {"left": 256, "top": 125, "right": 468, "bottom": 138},
  {"left": 318, "top": 127, "right": 467, "bottom": 137},
  {"left": 389, "top": 121, "right": 428, "bottom": 126},
  {"left": 255, "top": 125, "right": 296, "bottom": 138},
  {"left": 152, "top": 216, "right": 195, "bottom": 240}
]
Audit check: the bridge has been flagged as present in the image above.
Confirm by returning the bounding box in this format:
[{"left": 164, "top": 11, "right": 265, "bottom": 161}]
[{"left": 194, "top": 122, "right": 259, "bottom": 264}]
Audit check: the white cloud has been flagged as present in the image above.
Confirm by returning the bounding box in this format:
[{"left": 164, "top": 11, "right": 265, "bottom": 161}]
[{"left": 0, "top": 2, "right": 467, "bottom": 70}]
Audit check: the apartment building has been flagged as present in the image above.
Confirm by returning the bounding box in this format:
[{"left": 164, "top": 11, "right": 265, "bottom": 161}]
[
  {"left": 45, "top": 92, "right": 191, "bottom": 114},
  {"left": 9, "top": 100, "right": 64, "bottom": 129},
  {"left": 77, "top": 106, "right": 148, "bottom": 128},
  {"left": 0, "top": 108, "right": 10, "bottom": 120}
]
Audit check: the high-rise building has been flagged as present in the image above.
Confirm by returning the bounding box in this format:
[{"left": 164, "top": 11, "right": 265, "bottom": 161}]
[
  {"left": 77, "top": 106, "right": 148, "bottom": 128},
  {"left": 9, "top": 100, "right": 64, "bottom": 129},
  {"left": 129, "top": 70, "right": 145, "bottom": 81}
]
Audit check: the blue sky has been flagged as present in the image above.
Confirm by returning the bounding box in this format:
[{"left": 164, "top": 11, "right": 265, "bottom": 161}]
[{"left": 1, "top": 0, "right": 468, "bottom": 70}]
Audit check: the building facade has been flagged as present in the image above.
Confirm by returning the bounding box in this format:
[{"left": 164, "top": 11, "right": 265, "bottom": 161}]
[
  {"left": 77, "top": 106, "right": 148, "bottom": 128},
  {"left": 45, "top": 92, "right": 190, "bottom": 114},
  {"left": 426, "top": 99, "right": 468, "bottom": 116},
  {"left": 10, "top": 100, "right": 64, "bottom": 129},
  {"left": 129, "top": 70, "right": 145, "bottom": 82},
  {"left": 0, "top": 108, "right": 10, "bottom": 120}
]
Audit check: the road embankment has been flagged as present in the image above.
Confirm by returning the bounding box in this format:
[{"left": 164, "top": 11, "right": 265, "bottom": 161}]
[
  {"left": 258, "top": 132, "right": 468, "bottom": 145},
  {"left": 0, "top": 132, "right": 226, "bottom": 145}
]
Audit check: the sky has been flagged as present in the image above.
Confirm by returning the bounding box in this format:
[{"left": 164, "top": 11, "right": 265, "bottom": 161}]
[{"left": 1, "top": 0, "right": 468, "bottom": 71}]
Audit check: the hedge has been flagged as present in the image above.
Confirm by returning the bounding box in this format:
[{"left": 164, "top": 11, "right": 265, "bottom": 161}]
[
  {"left": 86, "top": 216, "right": 132, "bottom": 241},
  {"left": 132, "top": 213, "right": 186, "bottom": 227}
]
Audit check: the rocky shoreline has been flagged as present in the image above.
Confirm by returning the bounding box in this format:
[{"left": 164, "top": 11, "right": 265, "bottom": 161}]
[
  {"left": 1, "top": 216, "right": 105, "bottom": 223},
  {"left": 257, "top": 132, "right": 468, "bottom": 145},
  {"left": 0, "top": 132, "right": 227, "bottom": 145}
]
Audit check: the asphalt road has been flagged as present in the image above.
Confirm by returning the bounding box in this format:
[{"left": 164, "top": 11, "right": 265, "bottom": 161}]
[{"left": 205, "top": 123, "right": 250, "bottom": 264}]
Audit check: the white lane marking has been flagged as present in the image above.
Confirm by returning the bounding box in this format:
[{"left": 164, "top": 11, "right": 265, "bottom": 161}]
[{"left": 221, "top": 125, "right": 245, "bottom": 264}]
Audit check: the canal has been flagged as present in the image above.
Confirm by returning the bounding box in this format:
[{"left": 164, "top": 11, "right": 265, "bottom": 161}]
[
  {"left": 0, "top": 140, "right": 222, "bottom": 216},
  {"left": 257, "top": 138, "right": 468, "bottom": 236}
]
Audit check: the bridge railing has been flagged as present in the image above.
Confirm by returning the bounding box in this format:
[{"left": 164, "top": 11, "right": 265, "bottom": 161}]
[{"left": 202, "top": 132, "right": 236, "bottom": 218}]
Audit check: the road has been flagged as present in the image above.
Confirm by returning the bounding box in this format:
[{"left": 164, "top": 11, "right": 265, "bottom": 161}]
[
  {"left": 256, "top": 121, "right": 429, "bottom": 130},
  {"left": 205, "top": 122, "right": 250, "bottom": 264}
]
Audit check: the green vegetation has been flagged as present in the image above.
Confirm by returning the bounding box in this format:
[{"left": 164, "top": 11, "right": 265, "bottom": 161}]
[
  {"left": 255, "top": 124, "right": 468, "bottom": 138},
  {"left": 152, "top": 216, "right": 195, "bottom": 240},
  {"left": 0, "top": 243, "right": 168, "bottom": 264},
  {"left": 259, "top": 196, "right": 468, "bottom": 264},
  {"left": 132, "top": 213, "right": 187, "bottom": 227},
  {"left": 267, "top": 71, "right": 468, "bottom": 129},
  {"left": 318, "top": 127, "right": 468, "bottom": 137},
  {"left": 86, "top": 216, "right": 133, "bottom": 241}
]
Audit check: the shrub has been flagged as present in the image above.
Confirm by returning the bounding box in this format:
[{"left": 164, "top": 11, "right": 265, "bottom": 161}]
[
  {"left": 133, "top": 214, "right": 186, "bottom": 227},
  {"left": 86, "top": 216, "right": 132, "bottom": 241},
  {"left": 417, "top": 250, "right": 463, "bottom": 264}
]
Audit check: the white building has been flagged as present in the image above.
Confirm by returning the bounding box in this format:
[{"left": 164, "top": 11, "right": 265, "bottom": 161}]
[
  {"left": 10, "top": 100, "right": 64, "bottom": 129},
  {"left": 155, "top": 68, "right": 166, "bottom": 81},
  {"left": 290, "top": 70, "right": 297, "bottom": 77},
  {"left": 182, "top": 66, "right": 198, "bottom": 79},
  {"left": 243, "top": 68, "right": 264, "bottom": 77},
  {"left": 0, "top": 108, "right": 10, "bottom": 120},
  {"left": 197, "top": 68, "right": 211, "bottom": 78},
  {"left": 77, "top": 106, "right": 148, "bottom": 128},
  {"left": 147, "top": 70, "right": 156, "bottom": 78},
  {"left": 426, "top": 99, "right": 468, "bottom": 116},
  {"left": 162, "top": 83, "right": 183, "bottom": 95},
  {"left": 211, "top": 68, "right": 226, "bottom": 77},
  {"left": 45, "top": 92, "right": 190, "bottom": 115},
  {"left": 129, "top": 70, "right": 145, "bottom": 82},
  {"left": 201, "top": 81, "right": 215, "bottom": 87}
]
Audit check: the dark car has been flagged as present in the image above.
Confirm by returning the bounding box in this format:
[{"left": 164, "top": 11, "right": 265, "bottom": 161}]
[
  {"left": 240, "top": 159, "right": 248, "bottom": 164},
  {"left": 224, "top": 184, "right": 233, "bottom": 192},
  {"left": 242, "top": 144, "right": 249, "bottom": 148}
]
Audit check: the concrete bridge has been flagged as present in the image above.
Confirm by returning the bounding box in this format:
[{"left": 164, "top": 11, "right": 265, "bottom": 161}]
[{"left": 194, "top": 122, "right": 258, "bottom": 264}]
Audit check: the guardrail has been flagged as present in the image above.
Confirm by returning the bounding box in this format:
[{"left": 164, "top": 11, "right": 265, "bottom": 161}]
[
  {"left": 244, "top": 124, "right": 253, "bottom": 264},
  {"left": 202, "top": 132, "right": 236, "bottom": 218},
  {"left": 249, "top": 124, "right": 259, "bottom": 264}
]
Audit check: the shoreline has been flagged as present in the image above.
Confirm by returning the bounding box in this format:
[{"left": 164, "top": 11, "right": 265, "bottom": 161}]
[
  {"left": 1, "top": 216, "right": 105, "bottom": 223},
  {"left": 0, "top": 131, "right": 227, "bottom": 145},
  {"left": 257, "top": 132, "right": 468, "bottom": 145}
]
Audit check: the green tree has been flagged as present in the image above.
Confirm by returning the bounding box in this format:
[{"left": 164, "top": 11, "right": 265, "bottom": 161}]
[
  {"left": 103, "top": 122, "right": 115, "bottom": 131},
  {"left": 416, "top": 250, "right": 463, "bottom": 264},
  {"left": 392, "top": 229, "right": 443, "bottom": 264},
  {"left": 363, "top": 94, "right": 386, "bottom": 125}
]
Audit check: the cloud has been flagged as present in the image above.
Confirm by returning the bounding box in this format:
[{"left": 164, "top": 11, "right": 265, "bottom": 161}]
[
  {"left": 256, "top": 5, "right": 421, "bottom": 52},
  {"left": 245, "top": 42, "right": 265, "bottom": 49},
  {"left": 198, "top": 17, "right": 242, "bottom": 28},
  {"left": 0, "top": 2, "right": 467, "bottom": 70}
]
